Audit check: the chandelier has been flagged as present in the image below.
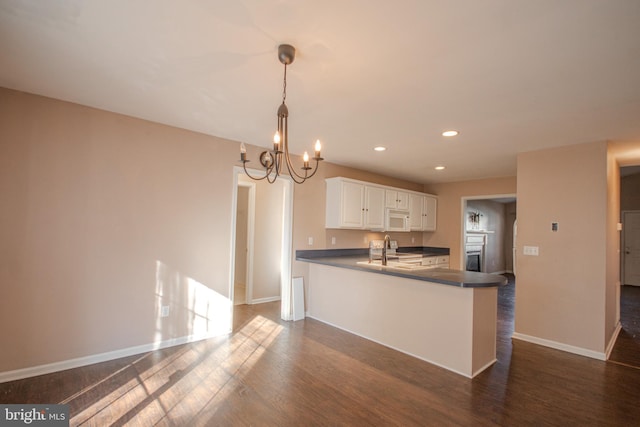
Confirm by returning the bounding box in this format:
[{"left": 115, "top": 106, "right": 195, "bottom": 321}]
[{"left": 239, "top": 44, "right": 323, "bottom": 184}]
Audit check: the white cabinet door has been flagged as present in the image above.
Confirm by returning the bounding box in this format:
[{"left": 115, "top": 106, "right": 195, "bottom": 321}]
[
  {"left": 385, "top": 190, "right": 409, "bottom": 209},
  {"left": 364, "top": 185, "right": 385, "bottom": 230},
  {"left": 397, "top": 191, "right": 409, "bottom": 209},
  {"left": 423, "top": 196, "right": 437, "bottom": 231},
  {"left": 326, "top": 178, "right": 364, "bottom": 229},
  {"left": 408, "top": 193, "right": 424, "bottom": 230},
  {"left": 340, "top": 181, "right": 365, "bottom": 228}
]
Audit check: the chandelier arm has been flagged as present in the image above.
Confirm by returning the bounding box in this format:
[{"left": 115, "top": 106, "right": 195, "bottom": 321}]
[
  {"left": 243, "top": 155, "right": 280, "bottom": 182},
  {"left": 302, "top": 160, "right": 321, "bottom": 179},
  {"left": 242, "top": 162, "right": 271, "bottom": 181},
  {"left": 287, "top": 166, "right": 309, "bottom": 184},
  {"left": 283, "top": 147, "right": 309, "bottom": 181}
]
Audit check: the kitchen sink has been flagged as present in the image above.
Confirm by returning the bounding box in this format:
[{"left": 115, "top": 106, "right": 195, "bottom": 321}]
[{"left": 356, "top": 260, "right": 433, "bottom": 271}]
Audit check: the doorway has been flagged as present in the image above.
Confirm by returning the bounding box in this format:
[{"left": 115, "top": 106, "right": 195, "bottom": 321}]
[
  {"left": 234, "top": 182, "right": 255, "bottom": 305},
  {"left": 230, "top": 167, "right": 294, "bottom": 322},
  {"left": 622, "top": 211, "right": 640, "bottom": 286},
  {"left": 460, "top": 195, "right": 517, "bottom": 274},
  {"left": 610, "top": 166, "right": 640, "bottom": 367}
]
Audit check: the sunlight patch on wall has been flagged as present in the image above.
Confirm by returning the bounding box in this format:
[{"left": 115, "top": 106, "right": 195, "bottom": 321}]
[{"left": 154, "top": 261, "right": 231, "bottom": 345}]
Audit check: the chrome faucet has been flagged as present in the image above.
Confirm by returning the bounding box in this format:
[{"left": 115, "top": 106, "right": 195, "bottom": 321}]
[{"left": 382, "top": 234, "right": 391, "bottom": 266}]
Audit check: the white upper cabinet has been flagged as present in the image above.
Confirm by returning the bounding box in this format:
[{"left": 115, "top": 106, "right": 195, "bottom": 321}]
[
  {"left": 364, "top": 185, "right": 386, "bottom": 230},
  {"left": 325, "top": 178, "right": 385, "bottom": 230},
  {"left": 385, "top": 189, "right": 409, "bottom": 209},
  {"left": 326, "top": 177, "right": 436, "bottom": 231},
  {"left": 408, "top": 193, "right": 424, "bottom": 230},
  {"left": 423, "top": 195, "right": 437, "bottom": 231},
  {"left": 408, "top": 193, "right": 438, "bottom": 231},
  {"left": 326, "top": 179, "right": 365, "bottom": 229}
]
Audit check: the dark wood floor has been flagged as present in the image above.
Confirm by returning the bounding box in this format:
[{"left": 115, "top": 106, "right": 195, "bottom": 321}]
[{"left": 2, "top": 276, "right": 640, "bottom": 426}]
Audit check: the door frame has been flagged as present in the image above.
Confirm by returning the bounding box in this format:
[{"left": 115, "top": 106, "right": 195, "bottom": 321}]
[{"left": 229, "top": 166, "right": 294, "bottom": 323}]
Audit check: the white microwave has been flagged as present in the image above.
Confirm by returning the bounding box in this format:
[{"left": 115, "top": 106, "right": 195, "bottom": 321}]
[{"left": 385, "top": 209, "right": 410, "bottom": 232}]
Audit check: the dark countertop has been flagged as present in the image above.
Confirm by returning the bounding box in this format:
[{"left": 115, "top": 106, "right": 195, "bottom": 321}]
[{"left": 296, "top": 247, "right": 507, "bottom": 288}]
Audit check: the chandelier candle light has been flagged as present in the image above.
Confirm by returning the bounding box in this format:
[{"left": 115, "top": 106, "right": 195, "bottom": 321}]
[{"left": 239, "top": 44, "right": 323, "bottom": 184}]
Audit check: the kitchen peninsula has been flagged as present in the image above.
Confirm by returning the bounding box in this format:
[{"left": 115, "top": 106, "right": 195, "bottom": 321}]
[{"left": 296, "top": 247, "right": 507, "bottom": 378}]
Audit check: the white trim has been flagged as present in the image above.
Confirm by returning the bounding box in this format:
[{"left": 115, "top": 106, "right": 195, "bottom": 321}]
[
  {"left": 250, "top": 296, "right": 282, "bottom": 305},
  {"left": 472, "top": 358, "right": 499, "bottom": 378},
  {"left": 229, "top": 168, "right": 240, "bottom": 330},
  {"left": 307, "top": 315, "right": 493, "bottom": 378},
  {"left": 280, "top": 178, "right": 294, "bottom": 321},
  {"left": 605, "top": 322, "right": 622, "bottom": 360},
  {"left": 512, "top": 332, "right": 607, "bottom": 361},
  {"left": 0, "top": 330, "right": 226, "bottom": 384}
]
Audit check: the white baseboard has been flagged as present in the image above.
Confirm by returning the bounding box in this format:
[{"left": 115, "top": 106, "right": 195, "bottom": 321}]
[
  {"left": 512, "top": 332, "right": 607, "bottom": 361},
  {"left": 250, "top": 296, "right": 281, "bottom": 305},
  {"left": 0, "top": 330, "right": 228, "bottom": 384},
  {"left": 472, "top": 358, "right": 498, "bottom": 378},
  {"left": 605, "top": 322, "right": 622, "bottom": 359}
]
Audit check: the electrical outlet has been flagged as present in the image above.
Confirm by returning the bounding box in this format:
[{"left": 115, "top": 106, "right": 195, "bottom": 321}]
[
  {"left": 331, "top": 237, "right": 336, "bottom": 245},
  {"left": 308, "top": 237, "right": 313, "bottom": 246},
  {"left": 523, "top": 246, "right": 539, "bottom": 256},
  {"left": 161, "top": 305, "right": 170, "bottom": 317}
]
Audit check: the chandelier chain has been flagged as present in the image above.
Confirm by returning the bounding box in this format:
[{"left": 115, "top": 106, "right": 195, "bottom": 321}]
[{"left": 282, "top": 64, "right": 287, "bottom": 103}]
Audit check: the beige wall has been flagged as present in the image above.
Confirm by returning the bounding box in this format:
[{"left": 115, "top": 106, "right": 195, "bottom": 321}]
[
  {"left": 234, "top": 186, "right": 249, "bottom": 286},
  {"left": 515, "top": 141, "right": 612, "bottom": 353},
  {"left": 422, "top": 177, "right": 517, "bottom": 270},
  {"left": 0, "top": 88, "right": 240, "bottom": 373}
]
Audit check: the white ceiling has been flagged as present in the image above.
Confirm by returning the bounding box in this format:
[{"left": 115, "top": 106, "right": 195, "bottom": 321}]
[{"left": 1, "top": 0, "right": 640, "bottom": 184}]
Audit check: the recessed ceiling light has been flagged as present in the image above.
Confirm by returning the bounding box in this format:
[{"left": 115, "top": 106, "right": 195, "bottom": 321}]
[
  {"left": 374, "top": 146, "right": 387, "bottom": 152},
  {"left": 435, "top": 166, "right": 445, "bottom": 170},
  {"left": 442, "top": 130, "right": 459, "bottom": 137}
]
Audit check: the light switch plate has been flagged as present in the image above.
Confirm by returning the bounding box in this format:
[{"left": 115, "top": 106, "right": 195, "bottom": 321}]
[{"left": 523, "top": 246, "right": 539, "bottom": 256}]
